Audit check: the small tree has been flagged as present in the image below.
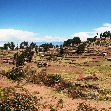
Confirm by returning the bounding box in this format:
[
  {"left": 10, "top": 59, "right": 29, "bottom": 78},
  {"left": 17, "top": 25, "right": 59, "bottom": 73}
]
[
  {"left": 63, "top": 37, "right": 81, "bottom": 47},
  {"left": 76, "top": 43, "right": 86, "bottom": 54},
  {"left": 30, "top": 42, "right": 36, "bottom": 49},
  {"left": 63, "top": 39, "right": 72, "bottom": 47},
  {"left": 72, "top": 37, "right": 81, "bottom": 45},
  {"left": 40, "top": 43, "right": 54, "bottom": 52},
  {"left": 15, "top": 47, "right": 34, "bottom": 67},
  {"left": 3, "top": 43, "right": 9, "bottom": 50},
  {"left": 100, "top": 31, "right": 111, "bottom": 38},
  {"left": 20, "top": 41, "right": 28, "bottom": 49},
  {"left": 59, "top": 47, "right": 64, "bottom": 56},
  {"left": 16, "top": 54, "right": 25, "bottom": 67},
  {"left": 8, "top": 42, "right": 15, "bottom": 50}
]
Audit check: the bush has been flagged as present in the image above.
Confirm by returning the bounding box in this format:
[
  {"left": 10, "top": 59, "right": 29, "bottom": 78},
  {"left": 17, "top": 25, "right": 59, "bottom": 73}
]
[
  {"left": 56, "top": 80, "right": 74, "bottom": 92},
  {"left": 0, "top": 87, "right": 38, "bottom": 111},
  {"left": 6, "top": 67, "right": 25, "bottom": 81},
  {"left": 30, "top": 72, "right": 47, "bottom": 84},
  {"left": 45, "top": 74, "right": 61, "bottom": 86},
  {"left": 30, "top": 72, "right": 62, "bottom": 87}
]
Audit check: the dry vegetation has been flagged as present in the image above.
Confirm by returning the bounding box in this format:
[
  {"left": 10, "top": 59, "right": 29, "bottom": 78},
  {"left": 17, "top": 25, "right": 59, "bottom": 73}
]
[{"left": 0, "top": 38, "right": 111, "bottom": 110}]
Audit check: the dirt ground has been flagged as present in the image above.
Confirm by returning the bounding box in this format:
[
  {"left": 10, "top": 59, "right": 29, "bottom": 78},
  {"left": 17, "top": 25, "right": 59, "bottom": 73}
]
[
  {"left": 0, "top": 51, "right": 111, "bottom": 110},
  {"left": 0, "top": 75, "right": 111, "bottom": 111},
  {"left": 46, "top": 65, "right": 83, "bottom": 74}
]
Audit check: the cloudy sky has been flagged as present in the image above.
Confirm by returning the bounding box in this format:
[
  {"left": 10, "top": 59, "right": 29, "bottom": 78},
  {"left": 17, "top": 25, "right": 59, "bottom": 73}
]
[{"left": 0, "top": 0, "right": 111, "bottom": 45}]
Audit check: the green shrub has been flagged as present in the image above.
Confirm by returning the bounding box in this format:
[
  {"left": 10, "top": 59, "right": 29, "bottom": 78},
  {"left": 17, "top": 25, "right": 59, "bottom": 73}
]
[
  {"left": 45, "top": 74, "right": 61, "bottom": 86},
  {"left": 6, "top": 67, "right": 25, "bottom": 81}
]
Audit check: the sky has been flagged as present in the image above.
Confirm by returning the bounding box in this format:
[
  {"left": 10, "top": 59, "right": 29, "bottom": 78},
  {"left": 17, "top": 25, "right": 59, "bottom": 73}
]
[{"left": 0, "top": 0, "right": 111, "bottom": 45}]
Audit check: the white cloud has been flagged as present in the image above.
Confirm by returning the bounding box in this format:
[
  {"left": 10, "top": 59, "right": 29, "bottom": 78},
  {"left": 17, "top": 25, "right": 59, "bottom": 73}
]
[
  {"left": 0, "top": 23, "right": 111, "bottom": 46},
  {"left": 71, "top": 23, "right": 111, "bottom": 42},
  {"left": 0, "top": 29, "right": 67, "bottom": 46},
  {"left": 94, "top": 27, "right": 111, "bottom": 34},
  {"left": 72, "top": 32, "right": 92, "bottom": 42},
  {"left": 71, "top": 31, "right": 97, "bottom": 42},
  {"left": 0, "top": 29, "right": 37, "bottom": 42},
  {"left": 103, "top": 23, "right": 111, "bottom": 27},
  {"left": 94, "top": 23, "right": 111, "bottom": 34}
]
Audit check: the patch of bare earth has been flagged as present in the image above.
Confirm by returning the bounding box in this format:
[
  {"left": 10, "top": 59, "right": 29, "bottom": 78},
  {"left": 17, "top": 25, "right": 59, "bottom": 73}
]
[
  {"left": 46, "top": 65, "right": 83, "bottom": 74},
  {"left": 0, "top": 75, "right": 111, "bottom": 111}
]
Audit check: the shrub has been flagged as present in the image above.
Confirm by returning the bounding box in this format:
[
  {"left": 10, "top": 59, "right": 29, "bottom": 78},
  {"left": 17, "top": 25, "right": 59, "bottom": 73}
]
[
  {"left": 45, "top": 74, "right": 61, "bottom": 86},
  {"left": 0, "top": 87, "right": 38, "bottom": 111},
  {"left": 30, "top": 72, "right": 47, "bottom": 84},
  {"left": 6, "top": 67, "right": 25, "bottom": 81},
  {"left": 30, "top": 72, "right": 62, "bottom": 87},
  {"left": 61, "top": 81, "right": 73, "bottom": 89},
  {"left": 56, "top": 80, "right": 74, "bottom": 92}
]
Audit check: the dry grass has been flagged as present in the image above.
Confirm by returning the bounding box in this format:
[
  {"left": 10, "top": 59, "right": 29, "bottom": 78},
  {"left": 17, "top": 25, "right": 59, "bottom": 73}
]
[{"left": 1, "top": 49, "right": 111, "bottom": 110}]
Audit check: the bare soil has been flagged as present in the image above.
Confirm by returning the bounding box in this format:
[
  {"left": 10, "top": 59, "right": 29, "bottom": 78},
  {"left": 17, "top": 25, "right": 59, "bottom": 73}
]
[{"left": 0, "top": 75, "right": 111, "bottom": 111}]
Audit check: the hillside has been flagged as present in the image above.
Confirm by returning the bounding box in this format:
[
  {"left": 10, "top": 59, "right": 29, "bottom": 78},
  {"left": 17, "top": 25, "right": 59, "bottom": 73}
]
[{"left": 0, "top": 35, "right": 111, "bottom": 110}]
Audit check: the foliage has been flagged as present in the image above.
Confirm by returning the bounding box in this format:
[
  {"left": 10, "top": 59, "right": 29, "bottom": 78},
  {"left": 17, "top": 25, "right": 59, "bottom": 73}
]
[
  {"left": 15, "top": 53, "right": 25, "bottom": 67},
  {"left": 40, "top": 43, "right": 54, "bottom": 52},
  {"left": 8, "top": 42, "right": 15, "bottom": 50},
  {"left": 76, "top": 43, "right": 86, "bottom": 54},
  {"left": 24, "top": 66, "right": 37, "bottom": 82},
  {"left": 3, "top": 43, "right": 9, "bottom": 50},
  {"left": 6, "top": 67, "right": 25, "bottom": 81},
  {"left": 29, "top": 69, "right": 47, "bottom": 84},
  {"left": 63, "top": 37, "right": 81, "bottom": 47},
  {"left": 58, "top": 81, "right": 74, "bottom": 90},
  {"left": 30, "top": 42, "right": 36, "bottom": 49},
  {"left": 35, "top": 45, "right": 38, "bottom": 53},
  {"left": 3, "top": 42, "right": 15, "bottom": 50},
  {"left": 100, "top": 31, "right": 111, "bottom": 38},
  {"left": 20, "top": 41, "right": 28, "bottom": 49},
  {"left": 14, "top": 47, "right": 34, "bottom": 66},
  {"left": 22, "top": 47, "right": 34, "bottom": 62},
  {"left": 29, "top": 70, "right": 62, "bottom": 86},
  {"left": 63, "top": 39, "right": 72, "bottom": 47},
  {"left": 27, "top": 69, "right": 111, "bottom": 101},
  {"left": 46, "top": 74, "right": 62, "bottom": 86},
  {"left": 59, "top": 47, "right": 64, "bottom": 56},
  {"left": 0, "top": 87, "right": 38, "bottom": 111},
  {"left": 72, "top": 37, "right": 81, "bottom": 45},
  {"left": 87, "top": 36, "right": 96, "bottom": 42},
  {"left": 14, "top": 53, "right": 18, "bottom": 60}
]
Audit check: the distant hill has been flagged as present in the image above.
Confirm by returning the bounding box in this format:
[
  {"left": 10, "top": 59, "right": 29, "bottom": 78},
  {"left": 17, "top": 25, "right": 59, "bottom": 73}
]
[{"left": 36, "top": 42, "right": 63, "bottom": 46}]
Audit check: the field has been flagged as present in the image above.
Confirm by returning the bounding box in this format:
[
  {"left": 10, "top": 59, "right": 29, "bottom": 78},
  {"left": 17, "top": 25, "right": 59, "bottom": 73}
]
[{"left": 0, "top": 49, "right": 111, "bottom": 111}]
